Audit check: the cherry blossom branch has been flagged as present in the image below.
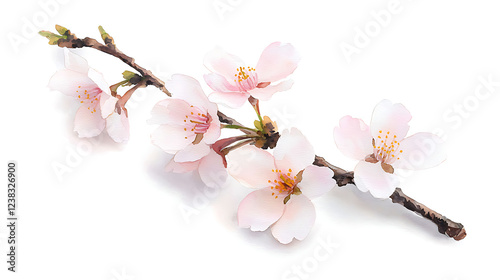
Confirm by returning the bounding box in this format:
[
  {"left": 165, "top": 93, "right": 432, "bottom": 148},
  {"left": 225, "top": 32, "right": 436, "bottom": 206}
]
[
  {"left": 216, "top": 99, "right": 269, "bottom": 135},
  {"left": 40, "top": 25, "right": 171, "bottom": 96},
  {"left": 390, "top": 188, "right": 466, "bottom": 241},
  {"left": 217, "top": 111, "right": 253, "bottom": 134},
  {"left": 40, "top": 25, "right": 466, "bottom": 241},
  {"left": 313, "top": 156, "right": 354, "bottom": 186},
  {"left": 313, "top": 156, "right": 466, "bottom": 240}
]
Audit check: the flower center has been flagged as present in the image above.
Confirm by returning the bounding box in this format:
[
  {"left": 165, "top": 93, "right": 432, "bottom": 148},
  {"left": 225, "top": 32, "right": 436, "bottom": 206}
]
[
  {"left": 183, "top": 105, "right": 212, "bottom": 142},
  {"left": 372, "top": 130, "right": 403, "bottom": 165},
  {"left": 268, "top": 168, "right": 300, "bottom": 200},
  {"left": 76, "top": 85, "right": 101, "bottom": 114},
  {"left": 233, "top": 66, "right": 258, "bottom": 92}
]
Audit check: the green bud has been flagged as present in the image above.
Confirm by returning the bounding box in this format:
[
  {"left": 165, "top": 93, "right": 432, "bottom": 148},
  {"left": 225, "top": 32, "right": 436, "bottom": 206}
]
[
  {"left": 254, "top": 120, "right": 263, "bottom": 131},
  {"left": 55, "top": 25, "right": 68, "bottom": 35},
  {"left": 39, "top": 31, "right": 61, "bottom": 45},
  {"left": 122, "top": 70, "right": 136, "bottom": 80},
  {"left": 98, "top": 25, "right": 115, "bottom": 45},
  {"left": 38, "top": 31, "right": 54, "bottom": 37},
  {"left": 48, "top": 35, "right": 60, "bottom": 45},
  {"left": 98, "top": 25, "right": 106, "bottom": 36}
]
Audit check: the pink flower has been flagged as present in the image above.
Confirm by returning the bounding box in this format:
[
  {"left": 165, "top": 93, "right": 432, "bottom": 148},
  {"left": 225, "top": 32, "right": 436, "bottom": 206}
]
[
  {"left": 226, "top": 128, "right": 336, "bottom": 244},
  {"left": 333, "top": 100, "right": 446, "bottom": 198},
  {"left": 204, "top": 42, "right": 300, "bottom": 108},
  {"left": 48, "top": 48, "right": 129, "bottom": 142},
  {"left": 149, "top": 74, "right": 221, "bottom": 164}
]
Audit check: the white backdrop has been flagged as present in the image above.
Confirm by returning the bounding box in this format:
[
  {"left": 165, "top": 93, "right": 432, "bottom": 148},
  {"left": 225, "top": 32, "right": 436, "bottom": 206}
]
[{"left": 1, "top": 0, "right": 499, "bottom": 279}]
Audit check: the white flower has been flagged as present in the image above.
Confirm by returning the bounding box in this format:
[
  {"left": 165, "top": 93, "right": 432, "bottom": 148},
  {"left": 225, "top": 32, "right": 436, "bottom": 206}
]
[
  {"left": 48, "top": 48, "right": 129, "bottom": 142},
  {"left": 149, "top": 74, "right": 226, "bottom": 186},
  {"left": 227, "top": 128, "right": 336, "bottom": 244},
  {"left": 334, "top": 100, "right": 446, "bottom": 198}
]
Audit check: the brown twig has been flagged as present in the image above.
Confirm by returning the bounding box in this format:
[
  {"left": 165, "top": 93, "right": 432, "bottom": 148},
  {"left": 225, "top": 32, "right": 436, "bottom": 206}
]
[
  {"left": 43, "top": 26, "right": 466, "bottom": 241},
  {"left": 390, "top": 188, "right": 466, "bottom": 240},
  {"left": 217, "top": 111, "right": 254, "bottom": 135},
  {"left": 313, "top": 155, "right": 466, "bottom": 240},
  {"left": 55, "top": 29, "right": 171, "bottom": 96},
  {"left": 313, "top": 155, "right": 354, "bottom": 186},
  {"left": 217, "top": 109, "right": 466, "bottom": 240}
]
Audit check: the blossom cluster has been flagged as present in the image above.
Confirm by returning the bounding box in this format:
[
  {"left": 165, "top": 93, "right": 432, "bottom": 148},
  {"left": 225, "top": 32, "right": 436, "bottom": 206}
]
[{"left": 49, "top": 42, "right": 445, "bottom": 244}]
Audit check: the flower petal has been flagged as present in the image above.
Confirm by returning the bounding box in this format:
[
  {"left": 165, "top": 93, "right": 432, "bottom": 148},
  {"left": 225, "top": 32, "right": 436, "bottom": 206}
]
[
  {"left": 334, "top": 116, "right": 373, "bottom": 160},
  {"left": 100, "top": 93, "right": 119, "bottom": 119},
  {"left": 88, "top": 68, "right": 111, "bottom": 95},
  {"left": 226, "top": 145, "right": 278, "bottom": 189},
  {"left": 48, "top": 69, "right": 97, "bottom": 98},
  {"left": 202, "top": 117, "right": 221, "bottom": 145},
  {"left": 255, "top": 42, "right": 300, "bottom": 83},
  {"left": 166, "top": 74, "right": 212, "bottom": 112},
  {"left": 74, "top": 105, "right": 105, "bottom": 138},
  {"left": 238, "top": 188, "right": 285, "bottom": 231},
  {"left": 249, "top": 79, "right": 294, "bottom": 101},
  {"left": 298, "top": 165, "right": 336, "bottom": 199},
  {"left": 392, "top": 132, "right": 446, "bottom": 170},
  {"left": 354, "top": 161, "right": 399, "bottom": 198},
  {"left": 148, "top": 98, "right": 192, "bottom": 125},
  {"left": 274, "top": 128, "right": 315, "bottom": 174},
  {"left": 204, "top": 73, "right": 239, "bottom": 93},
  {"left": 198, "top": 150, "right": 228, "bottom": 188},
  {"left": 165, "top": 159, "right": 200, "bottom": 173},
  {"left": 204, "top": 46, "right": 245, "bottom": 80},
  {"left": 208, "top": 91, "right": 249, "bottom": 109},
  {"left": 63, "top": 48, "right": 89, "bottom": 74},
  {"left": 271, "top": 194, "right": 315, "bottom": 244},
  {"left": 370, "top": 99, "right": 412, "bottom": 141},
  {"left": 106, "top": 112, "right": 130, "bottom": 143},
  {"left": 151, "top": 124, "right": 195, "bottom": 154},
  {"left": 174, "top": 142, "right": 211, "bottom": 163}
]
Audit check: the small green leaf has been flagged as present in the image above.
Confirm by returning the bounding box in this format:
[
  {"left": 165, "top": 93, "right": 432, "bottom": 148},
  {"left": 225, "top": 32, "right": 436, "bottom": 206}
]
[
  {"left": 48, "top": 35, "right": 60, "bottom": 45},
  {"left": 39, "top": 31, "right": 62, "bottom": 45},
  {"left": 38, "top": 31, "right": 54, "bottom": 38}
]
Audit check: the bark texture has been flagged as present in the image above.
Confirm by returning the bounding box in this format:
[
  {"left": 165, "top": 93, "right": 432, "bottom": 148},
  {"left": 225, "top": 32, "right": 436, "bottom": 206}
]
[
  {"left": 313, "top": 155, "right": 466, "bottom": 240},
  {"left": 390, "top": 188, "right": 466, "bottom": 240}
]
